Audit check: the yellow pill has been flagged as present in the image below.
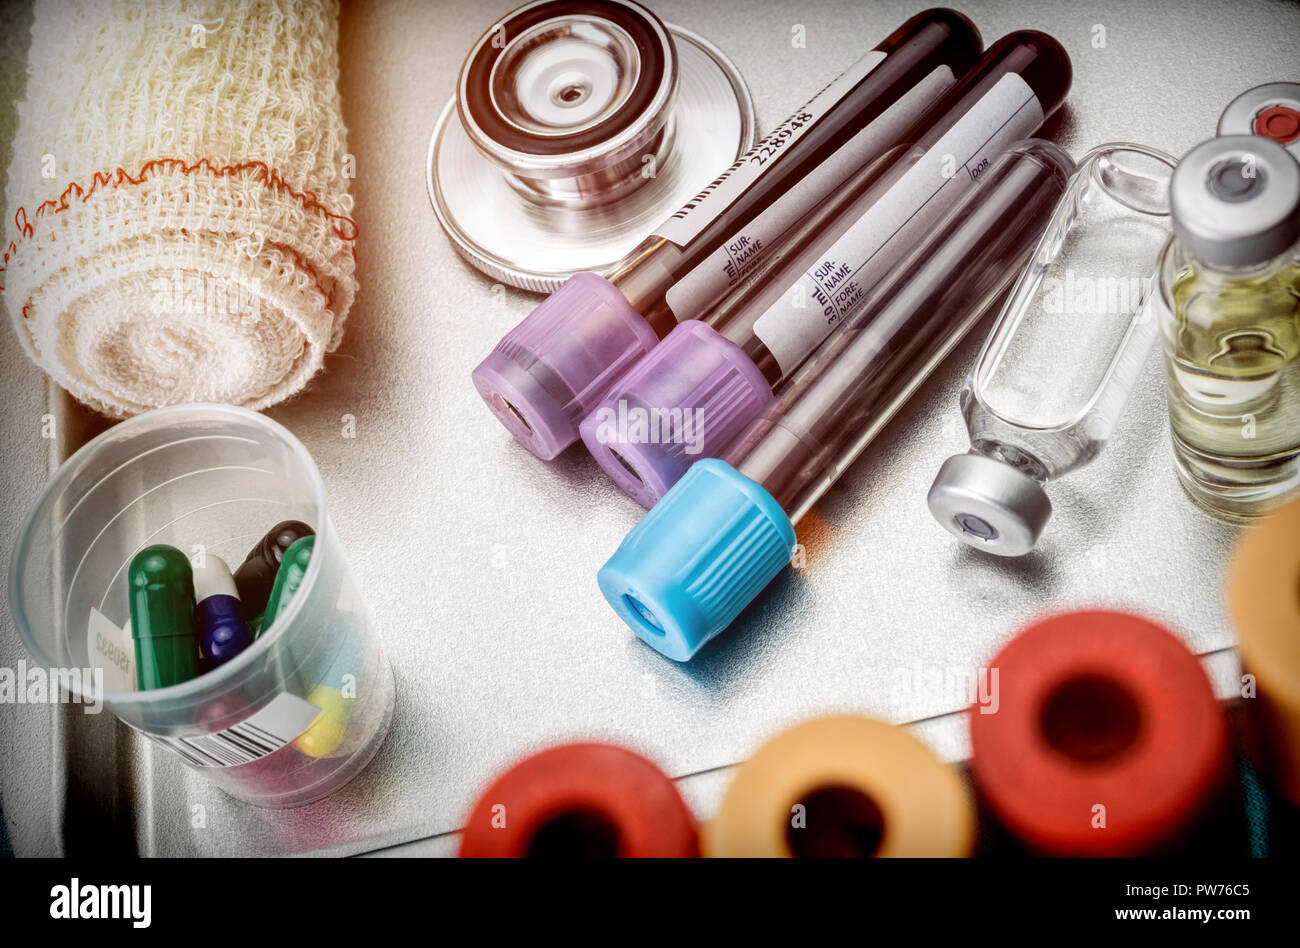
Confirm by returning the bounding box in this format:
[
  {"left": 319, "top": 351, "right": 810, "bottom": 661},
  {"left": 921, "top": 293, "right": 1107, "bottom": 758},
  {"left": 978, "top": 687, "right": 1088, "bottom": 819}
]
[{"left": 294, "top": 685, "right": 354, "bottom": 758}]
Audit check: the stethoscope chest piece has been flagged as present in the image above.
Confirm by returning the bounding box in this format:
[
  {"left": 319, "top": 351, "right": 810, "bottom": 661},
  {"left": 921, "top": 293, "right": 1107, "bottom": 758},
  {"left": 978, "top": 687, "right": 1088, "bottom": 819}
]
[{"left": 429, "top": 0, "right": 755, "bottom": 291}]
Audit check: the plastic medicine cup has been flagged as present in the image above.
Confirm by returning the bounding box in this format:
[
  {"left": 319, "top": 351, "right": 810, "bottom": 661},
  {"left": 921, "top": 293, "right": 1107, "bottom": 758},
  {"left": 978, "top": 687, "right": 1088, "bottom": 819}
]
[{"left": 9, "top": 404, "right": 395, "bottom": 807}]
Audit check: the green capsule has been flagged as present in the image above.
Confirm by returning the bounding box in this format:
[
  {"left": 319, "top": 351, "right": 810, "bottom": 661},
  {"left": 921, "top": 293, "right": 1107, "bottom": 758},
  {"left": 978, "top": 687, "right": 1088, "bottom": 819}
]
[
  {"left": 260, "top": 535, "right": 315, "bottom": 634},
  {"left": 128, "top": 545, "right": 201, "bottom": 690}
]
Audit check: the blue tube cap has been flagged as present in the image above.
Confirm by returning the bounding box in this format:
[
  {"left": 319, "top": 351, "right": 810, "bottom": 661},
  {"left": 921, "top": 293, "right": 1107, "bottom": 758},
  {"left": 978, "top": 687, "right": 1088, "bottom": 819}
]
[{"left": 598, "top": 459, "right": 796, "bottom": 662}]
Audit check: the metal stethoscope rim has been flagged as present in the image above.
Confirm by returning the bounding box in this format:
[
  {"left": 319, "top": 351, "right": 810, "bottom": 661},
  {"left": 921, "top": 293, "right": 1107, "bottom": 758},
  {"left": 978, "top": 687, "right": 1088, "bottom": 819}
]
[{"left": 428, "top": 1, "right": 756, "bottom": 292}]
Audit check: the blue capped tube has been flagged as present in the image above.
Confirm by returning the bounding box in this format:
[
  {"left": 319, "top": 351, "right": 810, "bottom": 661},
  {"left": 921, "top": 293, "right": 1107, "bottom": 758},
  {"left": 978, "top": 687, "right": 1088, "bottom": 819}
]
[{"left": 598, "top": 139, "right": 1075, "bottom": 661}]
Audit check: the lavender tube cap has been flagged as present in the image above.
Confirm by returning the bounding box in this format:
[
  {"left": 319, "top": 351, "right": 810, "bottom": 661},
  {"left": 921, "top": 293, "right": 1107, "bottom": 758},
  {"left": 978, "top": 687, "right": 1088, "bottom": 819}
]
[
  {"left": 472, "top": 272, "right": 661, "bottom": 460},
  {"left": 578, "top": 320, "right": 777, "bottom": 507}
]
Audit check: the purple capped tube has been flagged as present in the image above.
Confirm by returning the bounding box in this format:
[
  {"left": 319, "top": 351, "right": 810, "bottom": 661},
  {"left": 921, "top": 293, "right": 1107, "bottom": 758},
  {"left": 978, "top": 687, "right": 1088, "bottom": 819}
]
[
  {"left": 598, "top": 139, "right": 1074, "bottom": 661},
  {"left": 582, "top": 31, "right": 1072, "bottom": 505},
  {"left": 472, "top": 10, "right": 984, "bottom": 459}
]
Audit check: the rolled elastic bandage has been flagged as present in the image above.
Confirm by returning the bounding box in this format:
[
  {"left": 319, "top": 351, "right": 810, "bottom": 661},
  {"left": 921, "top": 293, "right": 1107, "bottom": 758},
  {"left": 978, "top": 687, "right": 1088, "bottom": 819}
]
[{"left": 2, "top": 0, "right": 357, "bottom": 417}]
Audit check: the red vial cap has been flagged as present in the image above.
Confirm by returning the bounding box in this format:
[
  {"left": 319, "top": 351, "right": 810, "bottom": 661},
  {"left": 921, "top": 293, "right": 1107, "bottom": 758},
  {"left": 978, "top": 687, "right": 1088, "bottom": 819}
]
[{"left": 1254, "top": 104, "right": 1300, "bottom": 145}]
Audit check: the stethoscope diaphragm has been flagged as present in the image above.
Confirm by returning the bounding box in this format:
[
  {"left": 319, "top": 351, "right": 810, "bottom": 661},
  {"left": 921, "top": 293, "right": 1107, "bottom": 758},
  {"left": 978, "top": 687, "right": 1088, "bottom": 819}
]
[{"left": 428, "top": 0, "right": 755, "bottom": 291}]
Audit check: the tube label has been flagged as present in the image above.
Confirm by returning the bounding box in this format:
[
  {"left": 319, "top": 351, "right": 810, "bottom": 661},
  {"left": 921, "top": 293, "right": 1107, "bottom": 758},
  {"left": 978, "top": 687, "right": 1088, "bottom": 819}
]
[
  {"left": 753, "top": 72, "right": 1046, "bottom": 376},
  {"left": 651, "top": 50, "right": 888, "bottom": 248},
  {"left": 664, "top": 64, "right": 956, "bottom": 321}
]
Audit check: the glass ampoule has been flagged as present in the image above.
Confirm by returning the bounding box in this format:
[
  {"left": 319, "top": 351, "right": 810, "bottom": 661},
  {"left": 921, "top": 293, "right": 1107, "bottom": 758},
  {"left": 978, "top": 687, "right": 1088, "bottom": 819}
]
[{"left": 928, "top": 143, "right": 1176, "bottom": 555}]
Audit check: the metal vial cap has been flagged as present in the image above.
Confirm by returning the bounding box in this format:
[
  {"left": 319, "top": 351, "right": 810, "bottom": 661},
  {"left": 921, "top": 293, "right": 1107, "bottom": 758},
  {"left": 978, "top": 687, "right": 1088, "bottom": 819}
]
[
  {"left": 1170, "top": 135, "right": 1300, "bottom": 267},
  {"left": 1217, "top": 82, "right": 1300, "bottom": 156},
  {"left": 927, "top": 453, "right": 1053, "bottom": 558}
]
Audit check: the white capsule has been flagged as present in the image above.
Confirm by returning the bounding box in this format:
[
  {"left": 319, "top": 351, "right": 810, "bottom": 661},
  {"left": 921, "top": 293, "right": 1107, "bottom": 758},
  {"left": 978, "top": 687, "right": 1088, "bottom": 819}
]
[{"left": 192, "top": 554, "right": 238, "bottom": 603}]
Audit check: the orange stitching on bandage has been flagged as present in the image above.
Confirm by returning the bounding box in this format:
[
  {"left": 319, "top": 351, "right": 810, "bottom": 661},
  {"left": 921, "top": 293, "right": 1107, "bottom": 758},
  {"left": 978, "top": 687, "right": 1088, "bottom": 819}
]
[{"left": 0, "top": 157, "right": 358, "bottom": 295}]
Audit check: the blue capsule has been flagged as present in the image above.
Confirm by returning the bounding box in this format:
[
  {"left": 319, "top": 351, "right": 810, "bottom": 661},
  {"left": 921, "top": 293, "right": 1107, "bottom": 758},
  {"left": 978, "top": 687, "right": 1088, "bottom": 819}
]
[{"left": 192, "top": 554, "right": 255, "bottom": 667}]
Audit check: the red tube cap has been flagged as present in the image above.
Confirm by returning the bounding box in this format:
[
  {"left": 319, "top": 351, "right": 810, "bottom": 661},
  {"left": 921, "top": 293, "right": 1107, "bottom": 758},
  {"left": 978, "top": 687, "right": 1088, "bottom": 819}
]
[
  {"left": 969, "top": 610, "right": 1227, "bottom": 856},
  {"left": 459, "top": 742, "right": 697, "bottom": 857}
]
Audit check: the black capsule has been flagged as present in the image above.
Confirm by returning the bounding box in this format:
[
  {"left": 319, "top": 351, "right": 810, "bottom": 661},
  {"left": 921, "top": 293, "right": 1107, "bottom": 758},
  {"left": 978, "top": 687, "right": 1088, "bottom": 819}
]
[{"left": 233, "top": 520, "right": 314, "bottom": 619}]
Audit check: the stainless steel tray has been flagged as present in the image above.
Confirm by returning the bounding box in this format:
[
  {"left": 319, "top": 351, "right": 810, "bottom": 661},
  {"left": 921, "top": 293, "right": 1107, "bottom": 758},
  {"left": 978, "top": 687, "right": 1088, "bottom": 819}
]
[{"left": 2, "top": 0, "right": 1295, "bottom": 856}]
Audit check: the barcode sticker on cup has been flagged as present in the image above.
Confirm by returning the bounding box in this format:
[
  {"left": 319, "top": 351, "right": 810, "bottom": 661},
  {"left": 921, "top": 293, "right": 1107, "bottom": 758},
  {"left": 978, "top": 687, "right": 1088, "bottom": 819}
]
[{"left": 144, "top": 692, "right": 323, "bottom": 768}]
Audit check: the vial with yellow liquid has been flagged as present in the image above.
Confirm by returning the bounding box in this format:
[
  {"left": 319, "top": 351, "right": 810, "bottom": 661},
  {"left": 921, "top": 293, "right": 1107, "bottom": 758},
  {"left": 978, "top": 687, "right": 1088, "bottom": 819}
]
[{"left": 1157, "top": 135, "right": 1300, "bottom": 520}]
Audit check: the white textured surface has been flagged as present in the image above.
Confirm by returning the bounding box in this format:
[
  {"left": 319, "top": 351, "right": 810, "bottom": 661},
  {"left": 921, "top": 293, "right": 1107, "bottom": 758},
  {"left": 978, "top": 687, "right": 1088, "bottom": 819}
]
[
  {"left": 1, "top": 0, "right": 1295, "bottom": 856},
  {"left": 0, "top": 0, "right": 61, "bottom": 860}
]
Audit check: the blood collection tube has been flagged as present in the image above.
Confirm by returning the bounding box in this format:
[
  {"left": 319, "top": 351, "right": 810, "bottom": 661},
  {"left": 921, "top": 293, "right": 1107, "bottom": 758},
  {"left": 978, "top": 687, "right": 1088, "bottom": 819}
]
[
  {"left": 459, "top": 743, "right": 697, "bottom": 857},
  {"left": 598, "top": 139, "right": 1073, "bottom": 661},
  {"left": 968, "top": 611, "right": 1228, "bottom": 856},
  {"left": 582, "top": 31, "right": 1073, "bottom": 505},
  {"left": 472, "top": 9, "right": 984, "bottom": 459}
]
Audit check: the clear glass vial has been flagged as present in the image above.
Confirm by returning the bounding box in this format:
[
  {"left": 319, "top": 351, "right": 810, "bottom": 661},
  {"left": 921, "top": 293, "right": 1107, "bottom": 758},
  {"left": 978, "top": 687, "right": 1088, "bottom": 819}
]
[
  {"left": 1156, "top": 135, "right": 1300, "bottom": 521},
  {"left": 929, "top": 143, "right": 1177, "bottom": 555}
]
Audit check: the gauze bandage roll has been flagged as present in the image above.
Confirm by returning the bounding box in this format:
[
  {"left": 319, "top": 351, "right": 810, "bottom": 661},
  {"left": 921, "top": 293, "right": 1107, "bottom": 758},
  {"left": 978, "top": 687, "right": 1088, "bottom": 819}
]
[{"left": 1, "top": 0, "right": 357, "bottom": 417}]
